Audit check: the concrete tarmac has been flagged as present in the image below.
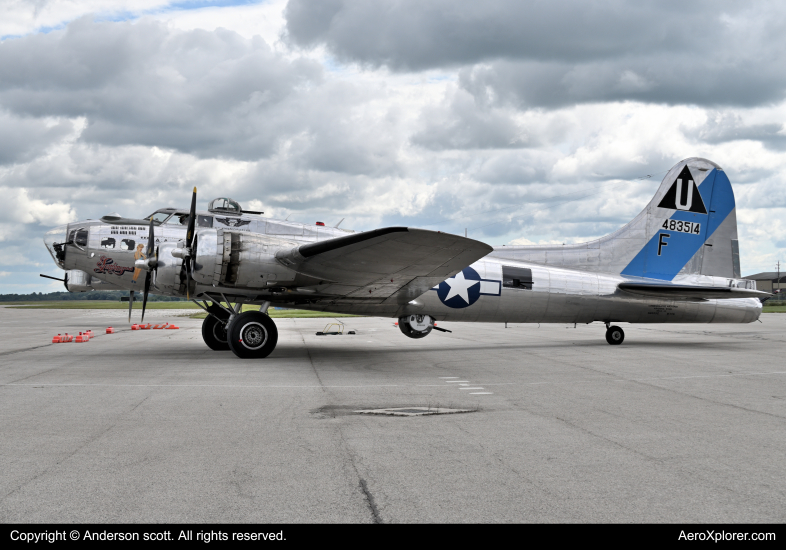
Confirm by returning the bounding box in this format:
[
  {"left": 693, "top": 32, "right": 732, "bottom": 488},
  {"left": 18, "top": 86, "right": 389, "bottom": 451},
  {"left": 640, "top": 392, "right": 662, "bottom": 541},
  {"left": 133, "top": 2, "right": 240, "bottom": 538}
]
[{"left": 1, "top": 306, "right": 785, "bottom": 523}]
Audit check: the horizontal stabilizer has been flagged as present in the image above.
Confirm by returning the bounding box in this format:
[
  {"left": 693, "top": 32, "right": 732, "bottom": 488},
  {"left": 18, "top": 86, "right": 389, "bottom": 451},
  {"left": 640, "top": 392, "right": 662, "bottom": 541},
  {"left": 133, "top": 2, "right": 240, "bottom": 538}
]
[
  {"left": 618, "top": 282, "right": 770, "bottom": 300},
  {"left": 276, "top": 227, "right": 493, "bottom": 304}
]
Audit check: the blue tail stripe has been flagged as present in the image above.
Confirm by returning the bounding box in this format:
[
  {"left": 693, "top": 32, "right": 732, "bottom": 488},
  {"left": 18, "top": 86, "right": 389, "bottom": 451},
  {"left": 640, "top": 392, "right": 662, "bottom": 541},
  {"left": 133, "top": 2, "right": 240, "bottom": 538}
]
[{"left": 620, "top": 169, "right": 735, "bottom": 280}]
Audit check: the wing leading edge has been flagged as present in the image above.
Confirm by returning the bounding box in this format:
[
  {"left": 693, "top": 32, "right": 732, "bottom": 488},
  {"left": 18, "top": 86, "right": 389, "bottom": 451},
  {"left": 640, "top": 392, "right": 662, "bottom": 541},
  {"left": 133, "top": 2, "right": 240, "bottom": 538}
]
[{"left": 276, "top": 227, "right": 493, "bottom": 304}]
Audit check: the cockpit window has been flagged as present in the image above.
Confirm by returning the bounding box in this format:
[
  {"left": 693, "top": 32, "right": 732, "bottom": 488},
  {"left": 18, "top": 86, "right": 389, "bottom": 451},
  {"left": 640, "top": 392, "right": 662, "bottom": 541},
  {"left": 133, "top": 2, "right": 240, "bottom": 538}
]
[
  {"left": 208, "top": 198, "right": 242, "bottom": 215},
  {"left": 165, "top": 213, "right": 188, "bottom": 225},
  {"left": 75, "top": 229, "right": 88, "bottom": 247},
  {"left": 163, "top": 214, "right": 213, "bottom": 227},
  {"left": 146, "top": 212, "right": 171, "bottom": 225},
  {"left": 68, "top": 227, "right": 88, "bottom": 249}
]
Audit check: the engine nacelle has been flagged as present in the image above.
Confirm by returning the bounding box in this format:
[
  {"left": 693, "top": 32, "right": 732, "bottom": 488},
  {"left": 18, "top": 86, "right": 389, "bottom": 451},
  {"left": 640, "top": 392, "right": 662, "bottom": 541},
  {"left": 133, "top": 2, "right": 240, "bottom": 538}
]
[
  {"left": 191, "top": 229, "right": 298, "bottom": 288},
  {"left": 398, "top": 314, "right": 435, "bottom": 339},
  {"left": 152, "top": 242, "right": 184, "bottom": 294}
]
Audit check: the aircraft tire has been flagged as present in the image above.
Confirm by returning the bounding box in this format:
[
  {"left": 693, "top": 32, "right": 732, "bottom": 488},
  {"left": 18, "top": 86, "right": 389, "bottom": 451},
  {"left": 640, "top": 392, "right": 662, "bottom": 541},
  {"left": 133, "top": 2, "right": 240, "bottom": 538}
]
[
  {"left": 227, "top": 311, "right": 278, "bottom": 359},
  {"left": 605, "top": 325, "right": 624, "bottom": 345},
  {"left": 202, "top": 315, "right": 230, "bottom": 351}
]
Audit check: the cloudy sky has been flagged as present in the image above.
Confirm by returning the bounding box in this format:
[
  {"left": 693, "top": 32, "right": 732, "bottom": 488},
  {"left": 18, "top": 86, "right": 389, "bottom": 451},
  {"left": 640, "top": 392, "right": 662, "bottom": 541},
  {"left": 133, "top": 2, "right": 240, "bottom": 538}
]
[{"left": 2, "top": 0, "right": 785, "bottom": 293}]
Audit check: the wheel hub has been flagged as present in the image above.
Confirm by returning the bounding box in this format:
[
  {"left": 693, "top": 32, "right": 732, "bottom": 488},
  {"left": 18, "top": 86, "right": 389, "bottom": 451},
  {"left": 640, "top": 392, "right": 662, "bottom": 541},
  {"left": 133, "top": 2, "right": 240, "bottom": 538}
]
[{"left": 240, "top": 322, "right": 267, "bottom": 349}]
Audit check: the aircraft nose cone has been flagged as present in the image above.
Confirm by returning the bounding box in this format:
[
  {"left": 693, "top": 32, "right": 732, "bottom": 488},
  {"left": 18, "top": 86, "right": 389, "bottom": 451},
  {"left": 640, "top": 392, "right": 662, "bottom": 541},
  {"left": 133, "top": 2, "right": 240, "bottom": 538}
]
[{"left": 43, "top": 224, "right": 69, "bottom": 269}]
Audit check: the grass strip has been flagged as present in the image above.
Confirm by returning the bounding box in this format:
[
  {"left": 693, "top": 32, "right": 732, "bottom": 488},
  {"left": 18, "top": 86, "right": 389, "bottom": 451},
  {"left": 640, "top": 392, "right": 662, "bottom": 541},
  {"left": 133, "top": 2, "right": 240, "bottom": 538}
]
[{"left": 5, "top": 301, "right": 359, "bottom": 318}]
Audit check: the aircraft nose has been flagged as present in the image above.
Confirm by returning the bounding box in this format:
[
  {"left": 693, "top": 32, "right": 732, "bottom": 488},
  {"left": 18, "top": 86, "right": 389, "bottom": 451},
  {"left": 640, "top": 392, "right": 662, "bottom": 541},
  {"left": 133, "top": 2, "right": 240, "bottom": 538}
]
[{"left": 43, "top": 224, "right": 69, "bottom": 268}]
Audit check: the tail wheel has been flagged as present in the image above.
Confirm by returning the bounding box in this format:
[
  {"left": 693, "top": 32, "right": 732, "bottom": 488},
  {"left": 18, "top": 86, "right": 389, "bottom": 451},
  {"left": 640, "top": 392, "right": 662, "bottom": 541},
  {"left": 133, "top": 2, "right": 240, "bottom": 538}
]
[
  {"left": 227, "top": 311, "right": 278, "bottom": 359},
  {"left": 605, "top": 325, "right": 625, "bottom": 345},
  {"left": 201, "top": 315, "right": 230, "bottom": 351}
]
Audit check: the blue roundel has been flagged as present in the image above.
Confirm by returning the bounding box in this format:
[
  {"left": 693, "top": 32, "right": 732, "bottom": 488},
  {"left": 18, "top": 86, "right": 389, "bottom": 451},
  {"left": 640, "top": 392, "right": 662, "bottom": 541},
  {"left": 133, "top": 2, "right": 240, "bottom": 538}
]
[{"left": 437, "top": 267, "right": 482, "bottom": 309}]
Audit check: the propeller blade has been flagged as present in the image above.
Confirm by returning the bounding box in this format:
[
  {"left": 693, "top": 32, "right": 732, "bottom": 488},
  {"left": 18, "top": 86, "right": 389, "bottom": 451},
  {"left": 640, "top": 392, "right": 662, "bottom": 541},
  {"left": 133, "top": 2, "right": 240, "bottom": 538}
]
[
  {"left": 185, "top": 258, "right": 190, "bottom": 300},
  {"left": 146, "top": 214, "right": 156, "bottom": 259},
  {"left": 39, "top": 274, "right": 65, "bottom": 282},
  {"left": 141, "top": 272, "right": 151, "bottom": 324},
  {"left": 128, "top": 290, "right": 134, "bottom": 323},
  {"left": 186, "top": 186, "right": 197, "bottom": 247}
]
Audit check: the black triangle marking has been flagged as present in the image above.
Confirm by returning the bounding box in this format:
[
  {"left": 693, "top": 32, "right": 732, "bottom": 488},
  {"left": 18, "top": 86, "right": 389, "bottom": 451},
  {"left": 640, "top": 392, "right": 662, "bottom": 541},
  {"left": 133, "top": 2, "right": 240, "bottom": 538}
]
[{"left": 657, "top": 165, "right": 707, "bottom": 214}]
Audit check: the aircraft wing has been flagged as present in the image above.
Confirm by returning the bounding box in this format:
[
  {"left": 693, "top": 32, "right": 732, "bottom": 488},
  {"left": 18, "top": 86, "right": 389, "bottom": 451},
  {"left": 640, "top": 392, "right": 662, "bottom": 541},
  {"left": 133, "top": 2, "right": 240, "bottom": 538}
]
[
  {"left": 276, "top": 227, "right": 493, "bottom": 304},
  {"left": 618, "top": 282, "right": 770, "bottom": 300}
]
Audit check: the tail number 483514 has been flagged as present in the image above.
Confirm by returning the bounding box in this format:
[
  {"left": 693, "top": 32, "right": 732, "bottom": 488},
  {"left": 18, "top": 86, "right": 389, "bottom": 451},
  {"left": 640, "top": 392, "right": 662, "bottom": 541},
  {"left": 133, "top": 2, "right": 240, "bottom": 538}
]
[{"left": 662, "top": 219, "right": 700, "bottom": 235}]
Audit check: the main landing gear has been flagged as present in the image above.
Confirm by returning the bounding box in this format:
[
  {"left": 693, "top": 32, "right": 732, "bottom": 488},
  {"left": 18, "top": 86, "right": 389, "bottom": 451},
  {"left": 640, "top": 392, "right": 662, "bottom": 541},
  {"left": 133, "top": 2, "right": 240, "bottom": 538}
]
[
  {"left": 202, "top": 314, "right": 230, "bottom": 351},
  {"left": 200, "top": 310, "right": 279, "bottom": 358},
  {"left": 227, "top": 311, "right": 278, "bottom": 359},
  {"left": 605, "top": 323, "right": 624, "bottom": 345}
]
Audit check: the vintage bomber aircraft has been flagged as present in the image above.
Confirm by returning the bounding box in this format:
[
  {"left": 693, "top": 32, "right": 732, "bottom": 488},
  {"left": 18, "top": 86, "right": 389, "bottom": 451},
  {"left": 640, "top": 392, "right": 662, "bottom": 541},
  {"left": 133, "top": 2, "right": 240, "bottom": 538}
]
[{"left": 43, "top": 157, "right": 768, "bottom": 358}]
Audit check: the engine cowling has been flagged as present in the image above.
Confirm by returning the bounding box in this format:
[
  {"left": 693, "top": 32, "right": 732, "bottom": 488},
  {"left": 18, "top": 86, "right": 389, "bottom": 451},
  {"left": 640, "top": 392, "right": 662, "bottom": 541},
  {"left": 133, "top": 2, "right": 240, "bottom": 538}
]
[
  {"left": 190, "top": 229, "right": 298, "bottom": 288},
  {"left": 152, "top": 242, "right": 184, "bottom": 294},
  {"left": 398, "top": 314, "right": 435, "bottom": 339}
]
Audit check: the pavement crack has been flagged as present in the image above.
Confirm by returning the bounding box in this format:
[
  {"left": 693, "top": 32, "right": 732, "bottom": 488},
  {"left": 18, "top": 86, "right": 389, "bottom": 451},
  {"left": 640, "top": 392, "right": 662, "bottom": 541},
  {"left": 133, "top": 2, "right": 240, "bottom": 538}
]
[
  {"left": 624, "top": 378, "right": 786, "bottom": 420},
  {"left": 359, "top": 479, "right": 382, "bottom": 524},
  {"left": 1, "top": 421, "right": 118, "bottom": 504},
  {"left": 299, "top": 324, "right": 383, "bottom": 523},
  {"left": 300, "top": 332, "right": 326, "bottom": 392},
  {"left": 0, "top": 343, "right": 55, "bottom": 358}
]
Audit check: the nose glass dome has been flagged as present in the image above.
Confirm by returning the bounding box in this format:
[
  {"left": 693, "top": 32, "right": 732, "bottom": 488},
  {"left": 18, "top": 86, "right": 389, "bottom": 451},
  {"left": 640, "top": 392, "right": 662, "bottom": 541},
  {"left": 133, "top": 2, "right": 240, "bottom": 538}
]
[{"left": 44, "top": 225, "right": 68, "bottom": 268}]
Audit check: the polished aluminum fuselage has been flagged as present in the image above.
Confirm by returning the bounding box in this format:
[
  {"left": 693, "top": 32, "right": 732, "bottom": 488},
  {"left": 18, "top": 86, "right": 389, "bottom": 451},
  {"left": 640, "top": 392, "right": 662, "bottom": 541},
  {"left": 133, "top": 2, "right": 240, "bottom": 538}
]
[
  {"left": 53, "top": 156, "right": 762, "bottom": 326},
  {"left": 410, "top": 260, "right": 761, "bottom": 324},
  {"left": 59, "top": 216, "right": 761, "bottom": 326}
]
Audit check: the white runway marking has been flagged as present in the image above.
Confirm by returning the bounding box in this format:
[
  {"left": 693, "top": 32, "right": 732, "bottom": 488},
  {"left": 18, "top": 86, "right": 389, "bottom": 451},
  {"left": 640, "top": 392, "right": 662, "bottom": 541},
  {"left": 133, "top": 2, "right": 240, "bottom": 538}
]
[{"left": 459, "top": 387, "right": 484, "bottom": 390}]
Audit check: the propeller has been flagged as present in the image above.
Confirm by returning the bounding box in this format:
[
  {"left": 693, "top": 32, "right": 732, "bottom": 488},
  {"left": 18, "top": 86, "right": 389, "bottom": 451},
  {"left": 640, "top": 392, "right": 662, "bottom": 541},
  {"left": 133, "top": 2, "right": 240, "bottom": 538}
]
[
  {"left": 181, "top": 187, "right": 198, "bottom": 299},
  {"left": 140, "top": 219, "right": 159, "bottom": 324},
  {"left": 128, "top": 290, "right": 134, "bottom": 323}
]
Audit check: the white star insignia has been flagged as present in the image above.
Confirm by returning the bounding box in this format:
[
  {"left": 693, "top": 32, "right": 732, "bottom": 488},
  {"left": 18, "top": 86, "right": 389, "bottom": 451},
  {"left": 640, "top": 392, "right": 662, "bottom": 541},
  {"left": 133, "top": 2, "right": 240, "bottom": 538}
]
[{"left": 443, "top": 271, "right": 480, "bottom": 304}]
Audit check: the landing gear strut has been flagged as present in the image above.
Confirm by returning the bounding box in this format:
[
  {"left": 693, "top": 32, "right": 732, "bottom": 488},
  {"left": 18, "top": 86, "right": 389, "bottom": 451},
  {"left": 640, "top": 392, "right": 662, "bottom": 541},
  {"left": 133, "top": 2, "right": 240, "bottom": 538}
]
[
  {"left": 605, "top": 323, "right": 624, "bottom": 345},
  {"left": 227, "top": 311, "right": 279, "bottom": 359}
]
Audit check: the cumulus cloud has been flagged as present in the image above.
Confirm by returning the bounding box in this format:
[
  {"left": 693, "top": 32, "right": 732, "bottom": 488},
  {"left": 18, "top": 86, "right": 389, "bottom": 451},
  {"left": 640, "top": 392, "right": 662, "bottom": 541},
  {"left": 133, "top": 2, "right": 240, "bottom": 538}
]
[
  {"left": 0, "top": 111, "right": 74, "bottom": 164},
  {"left": 1, "top": 0, "right": 171, "bottom": 37},
  {"left": 411, "top": 87, "right": 533, "bottom": 150},
  {"left": 0, "top": 17, "right": 325, "bottom": 160},
  {"left": 685, "top": 112, "right": 786, "bottom": 151},
  {"left": 286, "top": 0, "right": 786, "bottom": 107},
  {"left": 2, "top": 2, "right": 786, "bottom": 291},
  {"left": 0, "top": 187, "right": 76, "bottom": 227}
]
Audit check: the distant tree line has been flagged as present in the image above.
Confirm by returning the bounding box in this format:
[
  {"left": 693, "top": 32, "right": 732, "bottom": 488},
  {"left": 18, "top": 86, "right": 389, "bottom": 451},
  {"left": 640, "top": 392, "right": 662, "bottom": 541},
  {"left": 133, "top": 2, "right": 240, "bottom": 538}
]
[{"left": 0, "top": 291, "right": 186, "bottom": 302}]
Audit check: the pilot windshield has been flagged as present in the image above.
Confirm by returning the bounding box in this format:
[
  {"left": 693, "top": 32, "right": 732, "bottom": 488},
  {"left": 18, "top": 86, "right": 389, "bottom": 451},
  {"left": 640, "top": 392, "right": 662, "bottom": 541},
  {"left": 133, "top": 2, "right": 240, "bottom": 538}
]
[
  {"left": 164, "top": 214, "right": 189, "bottom": 226},
  {"left": 145, "top": 212, "right": 171, "bottom": 225}
]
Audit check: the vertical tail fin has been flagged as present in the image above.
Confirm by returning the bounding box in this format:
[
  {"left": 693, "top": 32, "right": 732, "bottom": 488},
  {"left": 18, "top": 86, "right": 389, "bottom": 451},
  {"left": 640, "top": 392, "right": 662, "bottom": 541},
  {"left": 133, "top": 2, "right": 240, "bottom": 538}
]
[
  {"left": 490, "top": 157, "right": 740, "bottom": 280},
  {"left": 620, "top": 157, "right": 739, "bottom": 280}
]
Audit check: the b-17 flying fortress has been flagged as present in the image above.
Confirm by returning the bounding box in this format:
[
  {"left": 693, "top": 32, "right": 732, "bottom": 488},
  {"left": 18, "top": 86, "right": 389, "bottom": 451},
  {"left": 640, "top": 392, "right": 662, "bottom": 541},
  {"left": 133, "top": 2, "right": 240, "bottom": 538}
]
[{"left": 43, "top": 158, "right": 768, "bottom": 359}]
